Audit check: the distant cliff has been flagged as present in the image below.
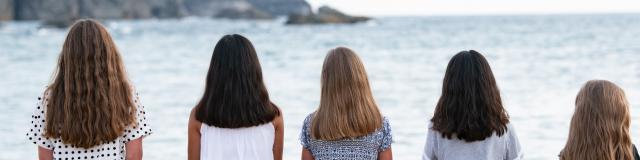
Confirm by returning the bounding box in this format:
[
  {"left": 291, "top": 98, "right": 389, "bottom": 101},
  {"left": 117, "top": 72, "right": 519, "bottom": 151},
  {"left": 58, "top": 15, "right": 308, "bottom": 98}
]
[
  {"left": 246, "top": 0, "right": 310, "bottom": 16},
  {"left": 286, "top": 6, "right": 370, "bottom": 25},
  {"left": 9, "top": 0, "right": 185, "bottom": 20},
  {"left": 0, "top": 0, "right": 12, "bottom": 21},
  {"left": 0, "top": 0, "right": 312, "bottom": 24}
]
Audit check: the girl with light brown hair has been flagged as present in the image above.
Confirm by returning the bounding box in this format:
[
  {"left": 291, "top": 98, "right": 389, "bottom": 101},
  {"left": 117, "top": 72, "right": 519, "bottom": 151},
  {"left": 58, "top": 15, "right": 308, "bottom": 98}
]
[
  {"left": 26, "top": 19, "right": 151, "bottom": 160},
  {"left": 300, "top": 47, "right": 392, "bottom": 160},
  {"left": 560, "top": 80, "right": 640, "bottom": 160}
]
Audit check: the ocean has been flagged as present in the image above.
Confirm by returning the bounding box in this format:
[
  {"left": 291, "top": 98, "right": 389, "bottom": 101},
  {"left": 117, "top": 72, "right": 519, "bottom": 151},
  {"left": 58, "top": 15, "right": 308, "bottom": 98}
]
[{"left": 1, "top": 14, "right": 640, "bottom": 159}]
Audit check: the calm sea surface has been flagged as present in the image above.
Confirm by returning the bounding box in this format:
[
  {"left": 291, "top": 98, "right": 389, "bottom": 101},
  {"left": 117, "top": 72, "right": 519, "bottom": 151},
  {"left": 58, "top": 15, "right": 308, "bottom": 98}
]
[{"left": 1, "top": 14, "right": 640, "bottom": 159}]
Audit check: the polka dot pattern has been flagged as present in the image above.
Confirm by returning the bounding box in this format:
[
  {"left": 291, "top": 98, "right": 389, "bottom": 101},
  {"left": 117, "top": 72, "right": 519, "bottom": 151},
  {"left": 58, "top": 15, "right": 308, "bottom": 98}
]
[
  {"left": 122, "top": 92, "right": 153, "bottom": 144},
  {"left": 26, "top": 90, "right": 152, "bottom": 159}
]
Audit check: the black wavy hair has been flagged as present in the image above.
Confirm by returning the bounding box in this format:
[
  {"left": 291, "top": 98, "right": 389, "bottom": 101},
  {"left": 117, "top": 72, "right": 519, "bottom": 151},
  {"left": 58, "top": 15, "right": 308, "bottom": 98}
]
[
  {"left": 430, "top": 50, "right": 509, "bottom": 142},
  {"left": 195, "top": 34, "right": 280, "bottom": 128}
]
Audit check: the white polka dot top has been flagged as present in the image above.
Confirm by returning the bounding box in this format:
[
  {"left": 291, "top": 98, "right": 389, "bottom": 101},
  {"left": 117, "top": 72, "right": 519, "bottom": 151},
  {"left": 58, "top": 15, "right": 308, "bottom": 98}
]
[{"left": 26, "top": 89, "right": 152, "bottom": 160}]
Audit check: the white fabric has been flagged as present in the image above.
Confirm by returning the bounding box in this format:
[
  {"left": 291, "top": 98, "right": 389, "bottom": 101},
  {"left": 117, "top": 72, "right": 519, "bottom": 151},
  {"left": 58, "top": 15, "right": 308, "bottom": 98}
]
[
  {"left": 200, "top": 122, "right": 275, "bottom": 160},
  {"left": 422, "top": 122, "right": 523, "bottom": 160}
]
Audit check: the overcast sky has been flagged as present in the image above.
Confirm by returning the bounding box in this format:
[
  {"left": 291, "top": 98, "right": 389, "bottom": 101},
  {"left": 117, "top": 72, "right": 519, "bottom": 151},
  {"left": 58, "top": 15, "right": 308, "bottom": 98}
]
[{"left": 307, "top": 0, "right": 640, "bottom": 16}]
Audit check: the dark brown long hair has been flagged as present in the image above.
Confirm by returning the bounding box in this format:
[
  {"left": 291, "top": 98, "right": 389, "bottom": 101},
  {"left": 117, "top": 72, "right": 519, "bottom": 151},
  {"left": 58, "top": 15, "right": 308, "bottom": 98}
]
[
  {"left": 195, "top": 34, "right": 280, "bottom": 128},
  {"left": 45, "top": 19, "right": 136, "bottom": 148},
  {"left": 430, "top": 50, "right": 509, "bottom": 142}
]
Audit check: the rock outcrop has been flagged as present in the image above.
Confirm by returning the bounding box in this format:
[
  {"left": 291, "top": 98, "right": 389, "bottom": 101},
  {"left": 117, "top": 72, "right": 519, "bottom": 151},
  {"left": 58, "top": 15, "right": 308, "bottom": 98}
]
[
  {"left": 39, "top": 0, "right": 78, "bottom": 27},
  {"left": 183, "top": 0, "right": 270, "bottom": 19},
  {"left": 182, "top": 0, "right": 310, "bottom": 19},
  {"left": 0, "top": 0, "right": 12, "bottom": 20},
  {"left": 215, "top": 7, "right": 272, "bottom": 19},
  {"left": 286, "top": 6, "right": 370, "bottom": 25},
  {"left": 13, "top": 0, "right": 40, "bottom": 20},
  {"left": 1, "top": 0, "right": 313, "bottom": 24},
  {"left": 247, "top": 0, "right": 311, "bottom": 16},
  {"left": 14, "top": 0, "right": 186, "bottom": 21},
  {"left": 148, "top": 0, "right": 188, "bottom": 18}
]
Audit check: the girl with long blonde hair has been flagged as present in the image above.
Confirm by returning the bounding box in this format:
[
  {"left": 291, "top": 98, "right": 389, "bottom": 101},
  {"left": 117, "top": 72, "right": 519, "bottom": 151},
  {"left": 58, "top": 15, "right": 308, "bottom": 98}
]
[
  {"left": 300, "top": 47, "right": 393, "bottom": 160},
  {"left": 26, "top": 19, "right": 151, "bottom": 160},
  {"left": 560, "top": 80, "right": 640, "bottom": 160}
]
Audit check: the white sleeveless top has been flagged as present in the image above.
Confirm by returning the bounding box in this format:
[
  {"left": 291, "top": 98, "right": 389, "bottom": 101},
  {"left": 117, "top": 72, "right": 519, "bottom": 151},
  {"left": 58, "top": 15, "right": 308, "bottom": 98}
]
[{"left": 200, "top": 122, "right": 274, "bottom": 160}]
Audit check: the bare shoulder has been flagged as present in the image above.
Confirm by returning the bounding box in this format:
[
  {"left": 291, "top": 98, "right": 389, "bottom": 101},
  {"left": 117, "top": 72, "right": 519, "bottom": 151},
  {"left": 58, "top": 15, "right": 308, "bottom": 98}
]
[
  {"left": 189, "top": 107, "right": 197, "bottom": 119},
  {"left": 188, "top": 107, "right": 201, "bottom": 130},
  {"left": 272, "top": 114, "right": 284, "bottom": 128}
]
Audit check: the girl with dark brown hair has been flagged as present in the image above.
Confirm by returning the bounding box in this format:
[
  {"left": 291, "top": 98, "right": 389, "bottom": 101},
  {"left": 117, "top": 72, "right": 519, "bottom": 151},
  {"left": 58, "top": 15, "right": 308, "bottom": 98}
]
[
  {"left": 559, "top": 80, "right": 640, "bottom": 160},
  {"left": 422, "top": 50, "right": 522, "bottom": 160},
  {"left": 188, "top": 34, "right": 284, "bottom": 160},
  {"left": 26, "top": 19, "right": 151, "bottom": 160}
]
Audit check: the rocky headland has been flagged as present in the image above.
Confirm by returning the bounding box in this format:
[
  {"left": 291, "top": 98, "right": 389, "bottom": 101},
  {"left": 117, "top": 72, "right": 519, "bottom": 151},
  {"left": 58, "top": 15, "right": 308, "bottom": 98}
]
[
  {"left": 285, "top": 6, "right": 370, "bottom": 25},
  {"left": 0, "top": 0, "right": 370, "bottom": 26}
]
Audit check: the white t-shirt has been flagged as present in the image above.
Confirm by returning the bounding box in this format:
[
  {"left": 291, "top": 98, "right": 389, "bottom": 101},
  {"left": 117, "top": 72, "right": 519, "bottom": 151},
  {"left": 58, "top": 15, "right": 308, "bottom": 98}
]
[
  {"left": 26, "top": 90, "right": 152, "bottom": 160},
  {"left": 422, "top": 122, "right": 523, "bottom": 160}
]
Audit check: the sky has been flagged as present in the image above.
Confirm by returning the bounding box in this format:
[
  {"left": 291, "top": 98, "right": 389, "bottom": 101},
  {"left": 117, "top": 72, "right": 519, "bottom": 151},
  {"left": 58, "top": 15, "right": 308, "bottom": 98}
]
[{"left": 307, "top": 0, "right": 640, "bottom": 16}]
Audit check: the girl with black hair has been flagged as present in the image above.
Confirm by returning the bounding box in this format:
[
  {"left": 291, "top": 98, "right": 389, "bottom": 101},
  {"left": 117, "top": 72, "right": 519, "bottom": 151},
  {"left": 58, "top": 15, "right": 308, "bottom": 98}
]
[
  {"left": 188, "top": 34, "right": 284, "bottom": 160},
  {"left": 422, "top": 50, "right": 522, "bottom": 160}
]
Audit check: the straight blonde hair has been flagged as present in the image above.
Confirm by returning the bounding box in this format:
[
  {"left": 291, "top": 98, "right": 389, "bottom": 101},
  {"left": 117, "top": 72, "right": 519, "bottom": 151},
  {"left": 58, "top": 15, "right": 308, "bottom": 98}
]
[
  {"left": 311, "top": 47, "right": 382, "bottom": 140},
  {"left": 560, "top": 80, "right": 633, "bottom": 160}
]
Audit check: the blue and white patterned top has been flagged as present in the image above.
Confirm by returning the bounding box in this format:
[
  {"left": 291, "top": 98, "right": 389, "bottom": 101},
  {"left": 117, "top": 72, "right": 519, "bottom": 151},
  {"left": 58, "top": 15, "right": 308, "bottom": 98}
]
[{"left": 300, "top": 114, "right": 393, "bottom": 160}]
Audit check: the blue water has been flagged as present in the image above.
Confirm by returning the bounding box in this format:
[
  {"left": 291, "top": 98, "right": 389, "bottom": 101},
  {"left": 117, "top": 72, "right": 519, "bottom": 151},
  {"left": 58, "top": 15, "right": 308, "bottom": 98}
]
[{"left": 1, "top": 14, "right": 640, "bottom": 159}]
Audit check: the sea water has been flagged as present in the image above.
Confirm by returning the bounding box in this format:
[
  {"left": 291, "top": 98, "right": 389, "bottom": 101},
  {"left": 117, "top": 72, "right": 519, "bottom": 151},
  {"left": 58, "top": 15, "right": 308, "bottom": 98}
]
[{"left": 1, "top": 14, "right": 640, "bottom": 159}]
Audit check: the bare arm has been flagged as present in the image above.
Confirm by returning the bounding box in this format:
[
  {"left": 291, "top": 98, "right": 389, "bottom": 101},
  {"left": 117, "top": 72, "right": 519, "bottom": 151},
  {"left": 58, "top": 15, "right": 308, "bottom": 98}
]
[
  {"left": 378, "top": 147, "right": 393, "bottom": 160},
  {"left": 273, "top": 115, "right": 284, "bottom": 160},
  {"left": 301, "top": 148, "right": 314, "bottom": 160},
  {"left": 125, "top": 138, "right": 143, "bottom": 160},
  {"left": 188, "top": 108, "right": 202, "bottom": 160},
  {"left": 38, "top": 146, "right": 53, "bottom": 160}
]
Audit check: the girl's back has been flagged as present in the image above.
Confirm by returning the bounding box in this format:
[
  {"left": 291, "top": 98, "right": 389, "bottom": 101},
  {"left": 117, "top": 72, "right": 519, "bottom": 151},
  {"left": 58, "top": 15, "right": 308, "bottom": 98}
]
[
  {"left": 26, "top": 19, "right": 151, "bottom": 159},
  {"left": 300, "top": 114, "right": 392, "bottom": 160},
  {"left": 187, "top": 34, "right": 283, "bottom": 160},
  {"left": 560, "top": 80, "right": 639, "bottom": 160},
  {"left": 199, "top": 122, "right": 275, "bottom": 160},
  {"left": 423, "top": 50, "right": 522, "bottom": 160},
  {"left": 423, "top": 123, "right": 520, "bottom": 160},
  {"left": 27, "top": 90, "right": 151, "bottom": 159},
  {"left": 300, "top": 47, "right": 393, "bottom": 160}
]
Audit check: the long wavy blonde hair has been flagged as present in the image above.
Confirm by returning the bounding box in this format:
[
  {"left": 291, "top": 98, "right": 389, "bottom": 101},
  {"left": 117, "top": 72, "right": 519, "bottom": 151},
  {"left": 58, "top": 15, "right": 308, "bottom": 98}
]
[
  {"left": 44, "top": 19, "right": 136, "bottom": 148},
  {"left": 311, "top": 47, "right": 382, "bottom": 140},
  {"left": 560, "top": 80, "right": 633, "bottom": 160}
]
